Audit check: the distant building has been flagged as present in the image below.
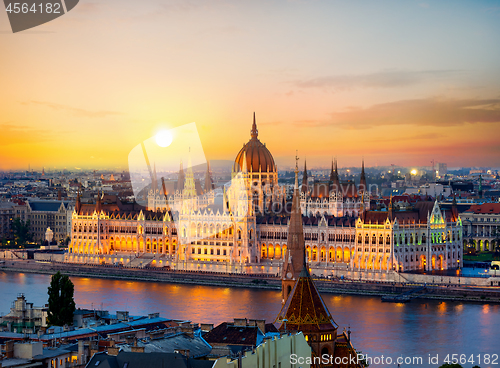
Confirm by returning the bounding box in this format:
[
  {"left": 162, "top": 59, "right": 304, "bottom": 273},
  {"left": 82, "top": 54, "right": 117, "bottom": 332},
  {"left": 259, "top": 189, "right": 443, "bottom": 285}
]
[
  {"left": 356, "top": 198, "right": 463, "bottom": 272},
  {"left": 0, "top": 340, "right": 76, "bottom": 368},
  {"left": 23, "top": 200, "right": 73, "bottom": 243},
  {"left": 405, "top": 183, "right": 452, "bottom": 198},
  {"left": 0, "top": 201, "right": 21, "bottom": 241},
  {"left": 462, "top": 203, "right": 500, "bottom": 252},
  {"left": 436, "top": 163, "right": 447, "bottom": 177},
  {"left": 300, "top": 159, "right": 369, "bottom": 218},
  {"left": 86, "top": 351, "right": 214, "bottom": 368},
  {"left": 0, "top": 294, "right": 48, "bottom": 333},
  {"left": 65, "top": 115, "right": 462, "bottom": 275}
]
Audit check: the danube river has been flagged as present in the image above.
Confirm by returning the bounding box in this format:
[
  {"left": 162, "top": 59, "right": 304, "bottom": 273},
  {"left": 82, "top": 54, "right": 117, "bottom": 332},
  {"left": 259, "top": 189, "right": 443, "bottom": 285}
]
[{"left": 1, "top": 271, "right": 499, "bottom": 367}]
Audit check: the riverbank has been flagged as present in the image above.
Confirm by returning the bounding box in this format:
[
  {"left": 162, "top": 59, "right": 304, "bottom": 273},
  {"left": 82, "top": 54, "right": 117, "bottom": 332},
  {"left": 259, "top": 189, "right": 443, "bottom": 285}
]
[{"left": 2, "top": 260, "right": 500, "bottom": 303}]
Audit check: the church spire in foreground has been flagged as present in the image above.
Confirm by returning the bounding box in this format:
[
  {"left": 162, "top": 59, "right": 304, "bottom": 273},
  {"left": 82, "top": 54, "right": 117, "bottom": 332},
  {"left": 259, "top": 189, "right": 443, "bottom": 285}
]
[
  {"left": 276, "top": 156, "right": 341, "bottom": 357},
  {"left": 281, "top": 151, "right": 305, "bottom": 304}
]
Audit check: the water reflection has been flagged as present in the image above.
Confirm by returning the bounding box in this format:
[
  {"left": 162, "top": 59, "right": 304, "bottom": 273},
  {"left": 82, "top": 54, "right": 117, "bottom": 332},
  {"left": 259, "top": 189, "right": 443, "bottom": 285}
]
[{"left": 1, "top": 271, "right": 499, "bottom": 367}]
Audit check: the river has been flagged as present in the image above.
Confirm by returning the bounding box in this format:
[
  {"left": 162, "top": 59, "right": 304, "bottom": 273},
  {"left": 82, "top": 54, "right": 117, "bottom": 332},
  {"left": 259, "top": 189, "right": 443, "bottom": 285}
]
[{"left": 1, "top": 271, "right": 499, "bottom": 367}]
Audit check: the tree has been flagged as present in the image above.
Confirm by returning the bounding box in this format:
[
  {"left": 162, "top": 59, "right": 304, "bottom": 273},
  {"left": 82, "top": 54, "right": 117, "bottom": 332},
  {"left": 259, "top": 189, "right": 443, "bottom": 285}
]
[
  {"left": 47, "top": 272, "right": 76, "bottom": 326},
  {"left": 11, "top": 218, "right": 32, "bottom": 247}
]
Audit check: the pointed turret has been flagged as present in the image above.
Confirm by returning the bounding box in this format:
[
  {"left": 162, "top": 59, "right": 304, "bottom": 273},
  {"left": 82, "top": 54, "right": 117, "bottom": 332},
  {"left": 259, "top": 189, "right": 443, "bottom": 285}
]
[
  {"left": 359, "top": 159, "right": 367, "bottom": 193},
  {"left": 75, "top": 188, "right": 81, "bottom": 214},
  {"left": 204, "top": 161, "right": 214, "bottom": 193},
  {"left": 388, "top": 194, "right": 394, "bottom": 221},
  {"left": 451, "top": 193, "right": 459, "bottom": 222},
  {"left": 250, "top": 112, "right": 258, "bottom": 139},
  {"left": 152, "top": 163, "right": 158, "bottom": 192},
  {"left": 95, "top": 191, "right": 102, "bottom": 213},
  {"left": 331, "top": 158, "right": 340, "bottom": 192},
  {"left": 301, "top": 159, "right": 308, "bottom": 194},
  {"left": 478, "top": 174, "right": 483, "bottom": 198},
  {"left": 276, "top": 177, "right": 340, "bottom": 357},
  {"left": 329, "top": 159, "right": 335, "bottom": 183},
  {"left": 360, "top": 191, "right": 365, "bottom": 220},
  {"left": 183, "top": 149, "right": 197, "bottom": 198},
  {"left": 177, "top": 160, "right": 185, "bottom": 192},
  {"left": 241, "top": 151, "right": 248, "bottom": 173},
  {"left": 281, "top": 152, "right": 306, "bottom": 304}
]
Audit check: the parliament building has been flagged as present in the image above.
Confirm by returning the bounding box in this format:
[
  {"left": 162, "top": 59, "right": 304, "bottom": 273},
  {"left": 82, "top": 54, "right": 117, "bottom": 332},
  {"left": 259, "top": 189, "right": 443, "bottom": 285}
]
[{"left": 67, "top": 114, "right": 463, "bottom": 277}]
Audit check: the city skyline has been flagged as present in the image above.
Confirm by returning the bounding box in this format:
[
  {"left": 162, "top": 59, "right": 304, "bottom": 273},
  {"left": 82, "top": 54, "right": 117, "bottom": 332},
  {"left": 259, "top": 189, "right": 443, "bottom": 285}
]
[{"left": 1, "top": 0, "right": 500, "bottom": 170}]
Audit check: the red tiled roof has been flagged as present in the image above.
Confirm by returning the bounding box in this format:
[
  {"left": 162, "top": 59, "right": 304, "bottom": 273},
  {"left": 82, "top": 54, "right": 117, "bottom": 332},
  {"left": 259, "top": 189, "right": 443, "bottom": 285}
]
[
  {"left": 276, "top": 266, "right": 338, "bottom": 333},
  {"left": 464, "top": 203, "right": 500, "bottom": 215}
]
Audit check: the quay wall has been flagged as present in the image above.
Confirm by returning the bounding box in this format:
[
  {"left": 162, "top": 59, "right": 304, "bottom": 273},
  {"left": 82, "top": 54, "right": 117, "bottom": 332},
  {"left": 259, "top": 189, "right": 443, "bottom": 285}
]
[{"left": 1, "top": 259, "right": 500, "bottom": 303}]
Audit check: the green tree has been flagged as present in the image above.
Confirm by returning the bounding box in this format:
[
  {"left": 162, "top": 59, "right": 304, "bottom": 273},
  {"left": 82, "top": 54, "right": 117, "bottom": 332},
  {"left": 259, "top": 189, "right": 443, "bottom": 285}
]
[
  {"left": 47, "top": 272, "right": 76, "bottom": 326},
  {"left": 11, "top": 218, "right": 32, "bottom": 247}
]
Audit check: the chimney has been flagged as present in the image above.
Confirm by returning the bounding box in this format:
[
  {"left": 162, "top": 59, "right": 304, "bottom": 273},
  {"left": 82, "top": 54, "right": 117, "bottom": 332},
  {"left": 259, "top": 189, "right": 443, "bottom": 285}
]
[
  {"left": 5, "top": 341, "right": 14, "bottom": 358},
  {"left": 130, "top": 346, "right": 145, "bottom": 353},
  {"left": 233, "top": 318, "right": 247, "bottom": 327},
  {"left": 250, "top": 320, "right": 266, "bottom": 334},
  {"left": 107, "top": 347, "right": 120, "bottom": 356},
  {"left": 77, "top": 340, "right": 84, "bottom": 365}
]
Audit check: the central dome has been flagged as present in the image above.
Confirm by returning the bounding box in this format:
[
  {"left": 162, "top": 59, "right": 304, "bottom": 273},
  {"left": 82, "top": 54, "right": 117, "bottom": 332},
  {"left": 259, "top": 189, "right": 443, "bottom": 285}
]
[{"left": 234, "top": 113, "right": 276, "bottom": 173}]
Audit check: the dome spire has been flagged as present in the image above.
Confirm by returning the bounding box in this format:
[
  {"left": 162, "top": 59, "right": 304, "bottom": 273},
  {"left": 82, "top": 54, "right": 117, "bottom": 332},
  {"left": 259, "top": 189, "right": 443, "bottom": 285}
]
[{"left": 251, "top": 112, "right": 258, "bottom": 139}]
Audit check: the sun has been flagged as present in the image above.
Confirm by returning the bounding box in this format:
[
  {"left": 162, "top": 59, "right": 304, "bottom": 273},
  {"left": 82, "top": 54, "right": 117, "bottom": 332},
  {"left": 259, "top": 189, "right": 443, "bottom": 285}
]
[{"left": 155, "top": 130, "right": 173, "bottom": 148}]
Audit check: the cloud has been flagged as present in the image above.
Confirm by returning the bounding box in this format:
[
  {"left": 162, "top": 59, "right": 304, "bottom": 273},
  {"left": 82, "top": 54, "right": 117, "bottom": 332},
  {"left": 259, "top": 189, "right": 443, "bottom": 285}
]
[
  {"left": 0, "top": 123, "right": 54, "bottom": 146},
  {"left": 295, "top": 70, "right": 464, "bottom": 91},
  {"left": 324, "top": 97, "right": 500, "bottom": 129},
  {"left": 21, "top": 101, "right": 123, "bottom": 118}
]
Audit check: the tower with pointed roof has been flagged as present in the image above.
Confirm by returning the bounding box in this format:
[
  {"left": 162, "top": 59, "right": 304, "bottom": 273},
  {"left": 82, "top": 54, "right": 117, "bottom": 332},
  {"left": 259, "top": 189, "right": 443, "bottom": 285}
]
[
  {"left": 281, "top": 152, "right": 306, "bottom": 304},
  {"left": 233, "top": 113, "right": 280, "bottom": 214},
  {"left": 301, "top": 159, "right": 309, "bottom": 194},
  {"left": 359, "top": 159, "right": 366, "bottom": 194},
  {"left": 204, "top": 161, "right": 214, "bottom": 193},
  {"left": 183, "top": 151, "right": 197, "bottom": 199},
  {"left": 331, "top": 159, "right": 340, "bottom": 192},
  {"left": 177, "top": 160, "right": 185, "bottom": 193},
  {"left": 276, "top": 157, "right": 360, "bottom": 363}
]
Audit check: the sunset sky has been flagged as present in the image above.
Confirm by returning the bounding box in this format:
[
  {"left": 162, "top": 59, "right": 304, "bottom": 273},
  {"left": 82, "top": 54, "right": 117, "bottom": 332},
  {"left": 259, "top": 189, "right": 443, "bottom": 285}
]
[{"left": 1, "top": 0, "right": 499, "bottom": 171}]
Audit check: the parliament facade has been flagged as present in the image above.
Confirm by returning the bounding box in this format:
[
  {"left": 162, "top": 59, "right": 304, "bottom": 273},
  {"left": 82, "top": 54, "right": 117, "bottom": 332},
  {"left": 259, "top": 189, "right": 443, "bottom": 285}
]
[{"left": 67, "top": 115, "right": 463, "bottom": 276}]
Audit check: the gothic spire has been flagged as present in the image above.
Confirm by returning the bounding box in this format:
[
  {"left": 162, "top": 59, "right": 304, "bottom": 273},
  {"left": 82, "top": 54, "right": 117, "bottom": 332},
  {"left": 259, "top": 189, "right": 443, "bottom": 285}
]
[
  {"left": 177, "top": 160, "right": 185, "bottom": 192},
  {"left": 331, "top": 158, "right": 340, "bottom": 192},
  {"left": 301, "top": 159, "right": 308, "bottom": 194},
  {"left": 388, "top": 193, "right": 394, "bottom": 221},
  {"left": 360, "top": 159, "right": 367, "bottom": 193},
  {"left": 329, "top": 159, "right": 335, "bottom": 183},
  {"left": 152, "top": 162, "right": 158, "bottom": 192},
  {"left": 451, "top": 193, "right": 459, "bottom": 222},
  {"left": 204, "top": 161, "right": 214, "bottom": 193},
  {"left": 251, "top": 112, "right": 258, "bottom": 139},
  {"left": 96, "top": 191, "right": 102, "bottom": 213},
  {"left": 75, "top": 187, "right": 81, "bottom": 214},
  {"left": 283, "top": 152, "right": 305, "bottom": 279}
]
